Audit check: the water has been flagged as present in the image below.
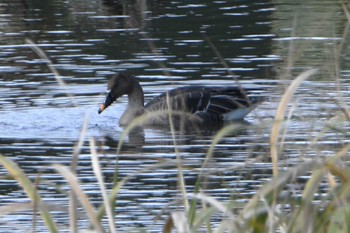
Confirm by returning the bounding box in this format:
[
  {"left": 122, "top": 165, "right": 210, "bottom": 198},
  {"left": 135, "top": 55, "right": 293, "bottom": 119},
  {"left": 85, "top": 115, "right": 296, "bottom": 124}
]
[{"left": 0, "top": 0, "right": 349, "bottom": 232}]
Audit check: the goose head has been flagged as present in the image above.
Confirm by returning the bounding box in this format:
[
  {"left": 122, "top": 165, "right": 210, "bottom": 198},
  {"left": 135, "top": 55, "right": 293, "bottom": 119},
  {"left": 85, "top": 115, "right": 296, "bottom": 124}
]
[{"left": 98, "top": 73, "right": 144, "bottom": 115}]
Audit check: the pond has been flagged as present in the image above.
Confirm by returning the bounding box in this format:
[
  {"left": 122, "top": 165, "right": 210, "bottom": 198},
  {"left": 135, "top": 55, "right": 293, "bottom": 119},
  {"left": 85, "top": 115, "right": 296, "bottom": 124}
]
[{"left": 0, "top": 0, "right": 349, "bottom": 232}]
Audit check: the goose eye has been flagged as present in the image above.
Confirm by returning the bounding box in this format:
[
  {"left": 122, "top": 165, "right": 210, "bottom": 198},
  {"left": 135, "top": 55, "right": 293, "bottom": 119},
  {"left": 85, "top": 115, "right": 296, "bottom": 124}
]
[{"left": 108, "top": 76, "right": 119, "bottom": 90}]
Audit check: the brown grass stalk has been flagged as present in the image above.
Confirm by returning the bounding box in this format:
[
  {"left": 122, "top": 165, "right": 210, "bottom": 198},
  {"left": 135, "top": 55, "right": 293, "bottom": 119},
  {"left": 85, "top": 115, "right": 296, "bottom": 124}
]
[{"left": 270, "top": 68, "right": 318, "bottom": 176}]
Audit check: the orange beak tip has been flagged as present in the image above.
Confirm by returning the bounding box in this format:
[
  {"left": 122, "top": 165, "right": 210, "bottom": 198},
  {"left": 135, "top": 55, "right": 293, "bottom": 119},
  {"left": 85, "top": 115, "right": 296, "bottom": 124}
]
[{"left": 98, "top": 104, "right": 105, "bottom": 114}]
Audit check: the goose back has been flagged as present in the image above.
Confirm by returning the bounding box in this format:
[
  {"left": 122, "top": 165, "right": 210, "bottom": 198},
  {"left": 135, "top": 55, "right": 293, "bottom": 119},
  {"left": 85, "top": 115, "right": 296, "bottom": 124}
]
[{"left": 145, "top": 86, "right": 263, "bottom": 116}]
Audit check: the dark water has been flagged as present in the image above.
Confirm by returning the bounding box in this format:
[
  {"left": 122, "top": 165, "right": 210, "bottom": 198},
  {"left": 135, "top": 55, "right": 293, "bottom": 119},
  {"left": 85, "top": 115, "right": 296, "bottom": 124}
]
[{"left": 0, "top": 0, "right": 348, "bottom": 232}]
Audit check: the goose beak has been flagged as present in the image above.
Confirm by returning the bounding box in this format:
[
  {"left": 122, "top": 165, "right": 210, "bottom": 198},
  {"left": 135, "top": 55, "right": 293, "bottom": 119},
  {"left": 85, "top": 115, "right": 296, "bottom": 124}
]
[
  {"left": 98, "top": 92, "right": 116, "bottom": 114},
  {"left": 98, "top": 104, "right": 106, "bottom": 114}
]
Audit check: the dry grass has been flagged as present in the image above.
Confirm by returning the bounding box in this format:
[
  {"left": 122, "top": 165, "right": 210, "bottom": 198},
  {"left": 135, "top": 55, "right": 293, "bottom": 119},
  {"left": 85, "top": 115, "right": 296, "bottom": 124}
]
[{"left": 270, "top": 68, "right": 318, "bottom": 176}]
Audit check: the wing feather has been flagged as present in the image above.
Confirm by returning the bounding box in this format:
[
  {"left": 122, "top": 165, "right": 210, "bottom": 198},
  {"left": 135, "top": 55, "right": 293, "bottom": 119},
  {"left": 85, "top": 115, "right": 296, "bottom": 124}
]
[
  {"left": 145, "top": 86, "right": 211, "bottom": 113},
  {"left": 145, "top": 85, "right": 265, "bottom": 119}
]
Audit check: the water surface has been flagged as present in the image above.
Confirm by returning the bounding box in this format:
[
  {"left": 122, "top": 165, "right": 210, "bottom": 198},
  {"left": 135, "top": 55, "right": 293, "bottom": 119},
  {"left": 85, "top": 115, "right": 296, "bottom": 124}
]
[{"left": 0, "top": 0, "right": 349, "bottom": 232}]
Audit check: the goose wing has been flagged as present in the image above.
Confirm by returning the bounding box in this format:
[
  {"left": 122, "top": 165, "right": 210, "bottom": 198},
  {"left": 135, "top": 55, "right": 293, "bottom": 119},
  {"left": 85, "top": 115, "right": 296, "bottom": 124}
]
[
  {"left": 206, "top": 87, "right": 249, "bottom": 115},
  {"left": 145, "top": 86, "right": 211, "bottom": 113},
  {"left": 205, "top": 86, "right": 264, "bottom": 114},
  {"left": 145, "top": 86, "right": 265, "bottom": 120}
]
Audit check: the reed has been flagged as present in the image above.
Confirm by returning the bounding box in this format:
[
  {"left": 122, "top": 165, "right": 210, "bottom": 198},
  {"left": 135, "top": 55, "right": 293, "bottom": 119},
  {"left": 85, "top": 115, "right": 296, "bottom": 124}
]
[
  {"left": 2, "top": 139, "right": 350, "bottom": 232},
  {"left": 0, "top": 155, "right": 59, "bottom": 233},
  {"left": 270, "top": 68, "right": 318, "bottom": 176}
]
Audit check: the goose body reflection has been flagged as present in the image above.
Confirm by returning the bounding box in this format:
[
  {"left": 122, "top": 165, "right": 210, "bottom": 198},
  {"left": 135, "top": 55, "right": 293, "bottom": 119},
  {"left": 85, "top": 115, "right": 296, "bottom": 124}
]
[{"left": 98, "top": 73, "right": 266, "bottom": 127}]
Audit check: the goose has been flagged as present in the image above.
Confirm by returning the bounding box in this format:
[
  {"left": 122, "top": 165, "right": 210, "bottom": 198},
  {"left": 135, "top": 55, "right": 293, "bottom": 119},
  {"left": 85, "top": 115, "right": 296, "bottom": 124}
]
[{"left": 98, "top": 72, "right": 265, "bottom": 127}]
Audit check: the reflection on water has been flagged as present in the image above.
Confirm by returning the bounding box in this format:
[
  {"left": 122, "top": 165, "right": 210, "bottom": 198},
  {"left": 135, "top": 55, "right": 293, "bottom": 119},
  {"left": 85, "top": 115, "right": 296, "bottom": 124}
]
[{"left": 0, "top": 0, "right": 349, "bottom": 231}]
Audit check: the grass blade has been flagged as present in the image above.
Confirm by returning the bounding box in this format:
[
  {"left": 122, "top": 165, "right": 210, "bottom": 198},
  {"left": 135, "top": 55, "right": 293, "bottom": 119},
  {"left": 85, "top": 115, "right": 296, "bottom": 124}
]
[
  {"left": 53, "top": 164, "right": 104, "bottom": 233},
  {"left": 270, "top": 68, "right": 318, "bottom": 176},
  {"left": 90, "top": 138, "right": 116, "bottom": 233},
  {"left": 70, "top": 115, "right": 89, "bottom": 233},
  {"left": 0, "top": 155, "right": 59, "bottom": 233},
  {"left": 25, "top": 39, "right": 77, "bottom": 106},
  {"left": 188, "top": 124, "right": 243, "bottom": 226}
]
